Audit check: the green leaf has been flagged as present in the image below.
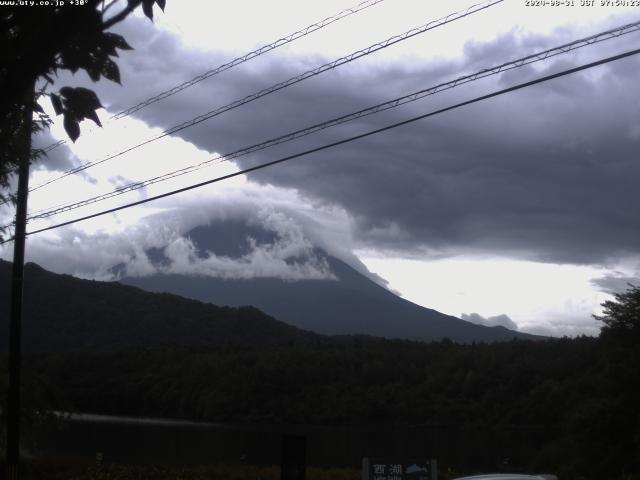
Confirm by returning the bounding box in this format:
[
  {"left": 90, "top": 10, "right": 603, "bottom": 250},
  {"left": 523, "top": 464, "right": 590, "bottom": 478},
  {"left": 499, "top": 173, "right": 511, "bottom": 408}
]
[
  {"left": 59, "top": 47, "right": 82, "bottom": 74},
  {"left": 85, "top": 110, "right": 102, "bottom": 127},
  {"left": 142, "top": 0, "right": 154, "bottom": 19},
  {"left": 101, "top": 58, "right": 121, "bottom": 84},
  {"left": 73, "top": 87, "right": 103, "bottom": 111},
  {"left": 63, "top": 114, "right": 80, "bottom": 142},
  {"left": 51, "top": 94, "right": 63, "bottom": 116},
  {"left": 103, "top": 32, "right": 133, "bottom": 51},
  {"left": 60, "top": 87, "right": 102, "bottom": 111},
  {"left": 86, "top": 64, "right": 101, "bottom": 82},
  {"left": 100, "top": 38, "right": 118, "bottom": 57},
  {"left": 59, "top": 87, "right": 103, "bottom": 123},
  {"left": 58, "top": 86, "right": 74, "bottom": 98}
]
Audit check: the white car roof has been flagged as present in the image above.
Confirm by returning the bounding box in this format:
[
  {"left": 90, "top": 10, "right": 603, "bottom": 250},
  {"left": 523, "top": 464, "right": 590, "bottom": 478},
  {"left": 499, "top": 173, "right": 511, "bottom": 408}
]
[{"left": 454, "top": 475, "right": 557, "bottom": 480}]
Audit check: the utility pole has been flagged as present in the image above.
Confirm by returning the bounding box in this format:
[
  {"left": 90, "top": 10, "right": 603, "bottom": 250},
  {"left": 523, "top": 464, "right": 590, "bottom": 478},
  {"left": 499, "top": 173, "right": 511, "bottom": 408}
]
[{"left": 6, "top": 81, "right": 35, "bottom": 480}]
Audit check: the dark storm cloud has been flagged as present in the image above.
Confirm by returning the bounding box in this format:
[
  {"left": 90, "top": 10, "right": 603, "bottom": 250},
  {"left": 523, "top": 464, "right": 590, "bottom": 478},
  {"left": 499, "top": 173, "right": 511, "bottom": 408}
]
[
  {"left": 591, "top": 272, "right": 640, "bottom": 294},
  {"left": 86, "top": 14, "right": 640, "bottom": 265}
]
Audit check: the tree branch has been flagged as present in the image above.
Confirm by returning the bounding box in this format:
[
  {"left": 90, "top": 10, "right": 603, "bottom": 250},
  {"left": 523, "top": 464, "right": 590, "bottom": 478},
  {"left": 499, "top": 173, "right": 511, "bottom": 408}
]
[
  {"left": 100, "top": 0, "right": 120, "bottom": 16},
  {"left": 102, "top": 0, "right": 142, "bottom": 29}
]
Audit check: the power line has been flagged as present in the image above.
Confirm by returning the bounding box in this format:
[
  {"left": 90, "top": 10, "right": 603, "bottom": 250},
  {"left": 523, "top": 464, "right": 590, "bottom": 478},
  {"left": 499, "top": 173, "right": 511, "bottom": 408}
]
[
  {"left": 22, "top": 19, "right": 640, "bottom": 223},
  {"left": 27, "top": 0, "right": 503, "bottom": 193},
  {"left": 112, "top": 0, "right": 388, "bottom": 120},
  {"left": 37, "top": 0, "right": 388, "bottom": 155},
  {"left": 42, "top": 140, "right": 65, "bottom": 154},
  {"left": 2, "top": 46, "right": 636, "bottom": 245}
]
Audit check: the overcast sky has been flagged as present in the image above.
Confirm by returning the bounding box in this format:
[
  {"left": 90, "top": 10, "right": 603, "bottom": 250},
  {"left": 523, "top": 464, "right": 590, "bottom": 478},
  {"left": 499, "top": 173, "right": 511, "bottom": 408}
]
[{"left": 2, "top": 0, "right": 640, "bottom": 336}]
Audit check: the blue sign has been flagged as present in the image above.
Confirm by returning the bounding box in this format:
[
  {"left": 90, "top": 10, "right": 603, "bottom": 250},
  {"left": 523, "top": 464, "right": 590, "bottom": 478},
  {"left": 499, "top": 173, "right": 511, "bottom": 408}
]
[{"left": 363, "top": 458, "right": 436, "bottom": 480}]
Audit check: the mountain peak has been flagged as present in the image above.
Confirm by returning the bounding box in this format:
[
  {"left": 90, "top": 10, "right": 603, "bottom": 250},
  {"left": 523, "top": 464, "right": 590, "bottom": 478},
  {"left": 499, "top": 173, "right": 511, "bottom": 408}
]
[{"left": 120, "top": 222, "right": 543, "bottom": 343}]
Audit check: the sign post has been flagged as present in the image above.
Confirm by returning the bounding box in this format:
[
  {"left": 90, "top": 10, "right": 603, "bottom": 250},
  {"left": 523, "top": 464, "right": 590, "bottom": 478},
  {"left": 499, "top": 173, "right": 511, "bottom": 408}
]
[
  {"left": 281, "top": 434, "right": 306, "bottom": 480},
  {"left": 363, "top": 458, "right": 437, "bottom": 480}
]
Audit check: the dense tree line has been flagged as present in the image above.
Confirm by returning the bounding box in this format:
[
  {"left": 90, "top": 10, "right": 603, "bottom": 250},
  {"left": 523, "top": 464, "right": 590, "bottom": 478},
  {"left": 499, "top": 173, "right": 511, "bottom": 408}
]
[
  {"left": 2, "top": 262, "right": 639, "bottom": 477},
  {"left": 24, "top": 337, "right": 601, "bottom": 426},
  {"left": 5, "top": 333, "right": 636, "bottom": 479}
]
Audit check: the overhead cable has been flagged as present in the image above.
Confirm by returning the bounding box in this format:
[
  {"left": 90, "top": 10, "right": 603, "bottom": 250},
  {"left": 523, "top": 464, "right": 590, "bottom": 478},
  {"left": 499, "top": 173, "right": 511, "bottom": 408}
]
[
  {"left": 112, "top": 0, "right": 388, "bottom": 119},
  {"left": 27, "top": 0, "right": 503, "bottom": 193},
  {"left": 23, "top": 20, "right": 640, "bottom": 222},
  {"left": 1, "top": 46, "right": 636, "bottom": 245},
  {"left": 38, "top": 0, "right": 389, "bottom": 155}
]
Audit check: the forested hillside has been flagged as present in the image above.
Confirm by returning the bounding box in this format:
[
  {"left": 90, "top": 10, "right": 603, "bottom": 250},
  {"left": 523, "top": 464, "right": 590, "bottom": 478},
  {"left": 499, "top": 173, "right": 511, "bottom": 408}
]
[
  {"left": 9, "top": 333, "right": 638, "bottom": 479},
  {"left": 0, "top": 260, "right": 318, "bottom": 352}
]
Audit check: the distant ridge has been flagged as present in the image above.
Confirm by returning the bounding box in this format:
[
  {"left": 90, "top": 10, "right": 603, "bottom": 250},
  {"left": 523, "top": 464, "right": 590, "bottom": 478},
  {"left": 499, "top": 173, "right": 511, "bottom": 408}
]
[{"left": 0, "top": 259, "right": 318, "bottom": 353}]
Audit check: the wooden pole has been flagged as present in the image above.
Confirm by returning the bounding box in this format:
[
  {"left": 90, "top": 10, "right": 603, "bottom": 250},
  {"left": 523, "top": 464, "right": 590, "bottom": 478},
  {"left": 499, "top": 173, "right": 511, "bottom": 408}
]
[{"left": 6, "top": 81, "right": 34, "bottom": 480}]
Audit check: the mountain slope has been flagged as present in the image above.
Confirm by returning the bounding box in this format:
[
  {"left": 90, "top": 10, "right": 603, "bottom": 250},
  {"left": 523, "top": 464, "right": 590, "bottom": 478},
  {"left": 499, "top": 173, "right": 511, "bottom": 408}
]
[
  {"left": 0, "top": 260, "right": 318, "bottom": 353},
  {"left": 120, "top": 223, "right": 541, "bottom": 343}
]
